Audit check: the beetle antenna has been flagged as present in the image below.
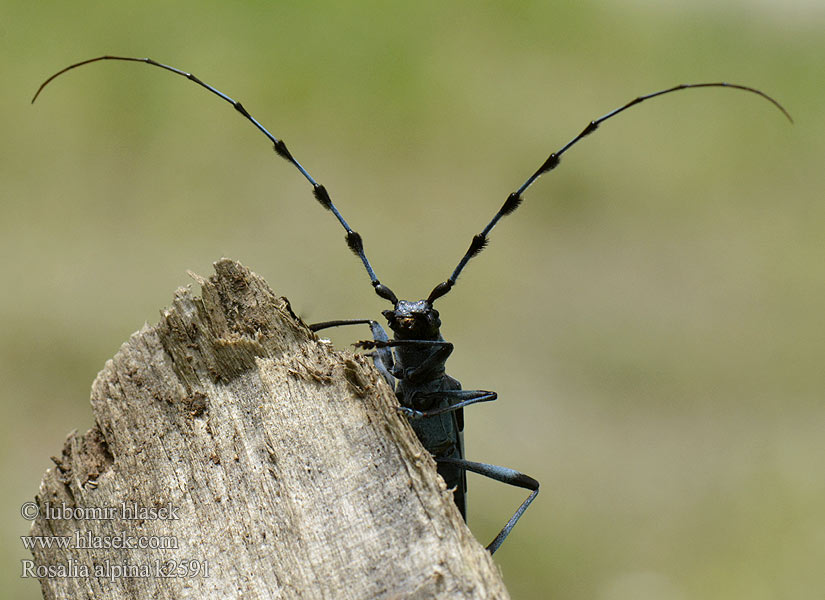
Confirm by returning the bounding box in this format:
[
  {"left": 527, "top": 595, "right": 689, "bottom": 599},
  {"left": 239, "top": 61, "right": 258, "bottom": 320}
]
[
  {"left": 33, "top": 55, "right": 399, "bottom": 306},
  {"left": 426, "top": 82, "right": 792, "bottom": 304}
]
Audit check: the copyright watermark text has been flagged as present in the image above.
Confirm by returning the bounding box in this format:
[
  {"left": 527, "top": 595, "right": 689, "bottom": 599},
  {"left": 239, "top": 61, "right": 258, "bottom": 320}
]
[{"left": 21, "top": 501, "right": 180, "bottom": 522}]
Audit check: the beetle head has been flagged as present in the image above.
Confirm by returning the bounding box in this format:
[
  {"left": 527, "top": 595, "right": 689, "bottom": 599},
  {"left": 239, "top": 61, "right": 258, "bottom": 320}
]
[{"left": 383, "top": 300, "right": 441, "bottom": 339}]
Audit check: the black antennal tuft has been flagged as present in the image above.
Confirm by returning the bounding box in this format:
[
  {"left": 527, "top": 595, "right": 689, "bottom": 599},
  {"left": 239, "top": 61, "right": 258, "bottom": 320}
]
[
  {"left": 346, "top": 231, "right": 364, "bottom": 255},
  {"left": 535, "top": 152, "right": 560, "bottom": 177},
  {"left": 467, "top": 234, "right": 488, "bottom": 259},
  {"left": 500, "top": 192, "right": 523, "bottom": 216},
  {"left": 313, "top": 184, "right": 332, "bottom": 210},
  {"left": 272, "top": 139, "right": 294, "bottom": 162}
]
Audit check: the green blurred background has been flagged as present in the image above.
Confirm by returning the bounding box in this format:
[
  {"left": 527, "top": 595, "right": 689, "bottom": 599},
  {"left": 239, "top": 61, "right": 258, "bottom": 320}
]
[{"left": 3, "top": 1, "right": 822, "bottom": 598}]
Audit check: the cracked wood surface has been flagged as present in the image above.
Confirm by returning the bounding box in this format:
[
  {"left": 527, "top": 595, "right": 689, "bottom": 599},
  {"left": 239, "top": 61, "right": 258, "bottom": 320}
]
[{"left": 28, "top": 259, "right": 509, "bottom": 600}]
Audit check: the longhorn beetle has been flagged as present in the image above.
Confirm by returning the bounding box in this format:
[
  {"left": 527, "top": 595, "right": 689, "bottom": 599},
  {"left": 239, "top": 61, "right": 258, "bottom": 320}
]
[{"left": 32, "top": 56, "right": 791, "bottom": 554}]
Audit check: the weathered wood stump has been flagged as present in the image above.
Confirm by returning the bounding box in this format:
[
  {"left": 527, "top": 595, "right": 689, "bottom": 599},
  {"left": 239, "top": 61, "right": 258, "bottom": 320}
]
[{"left": 28, "top": 259, "right": 509, "bottom": 599}]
